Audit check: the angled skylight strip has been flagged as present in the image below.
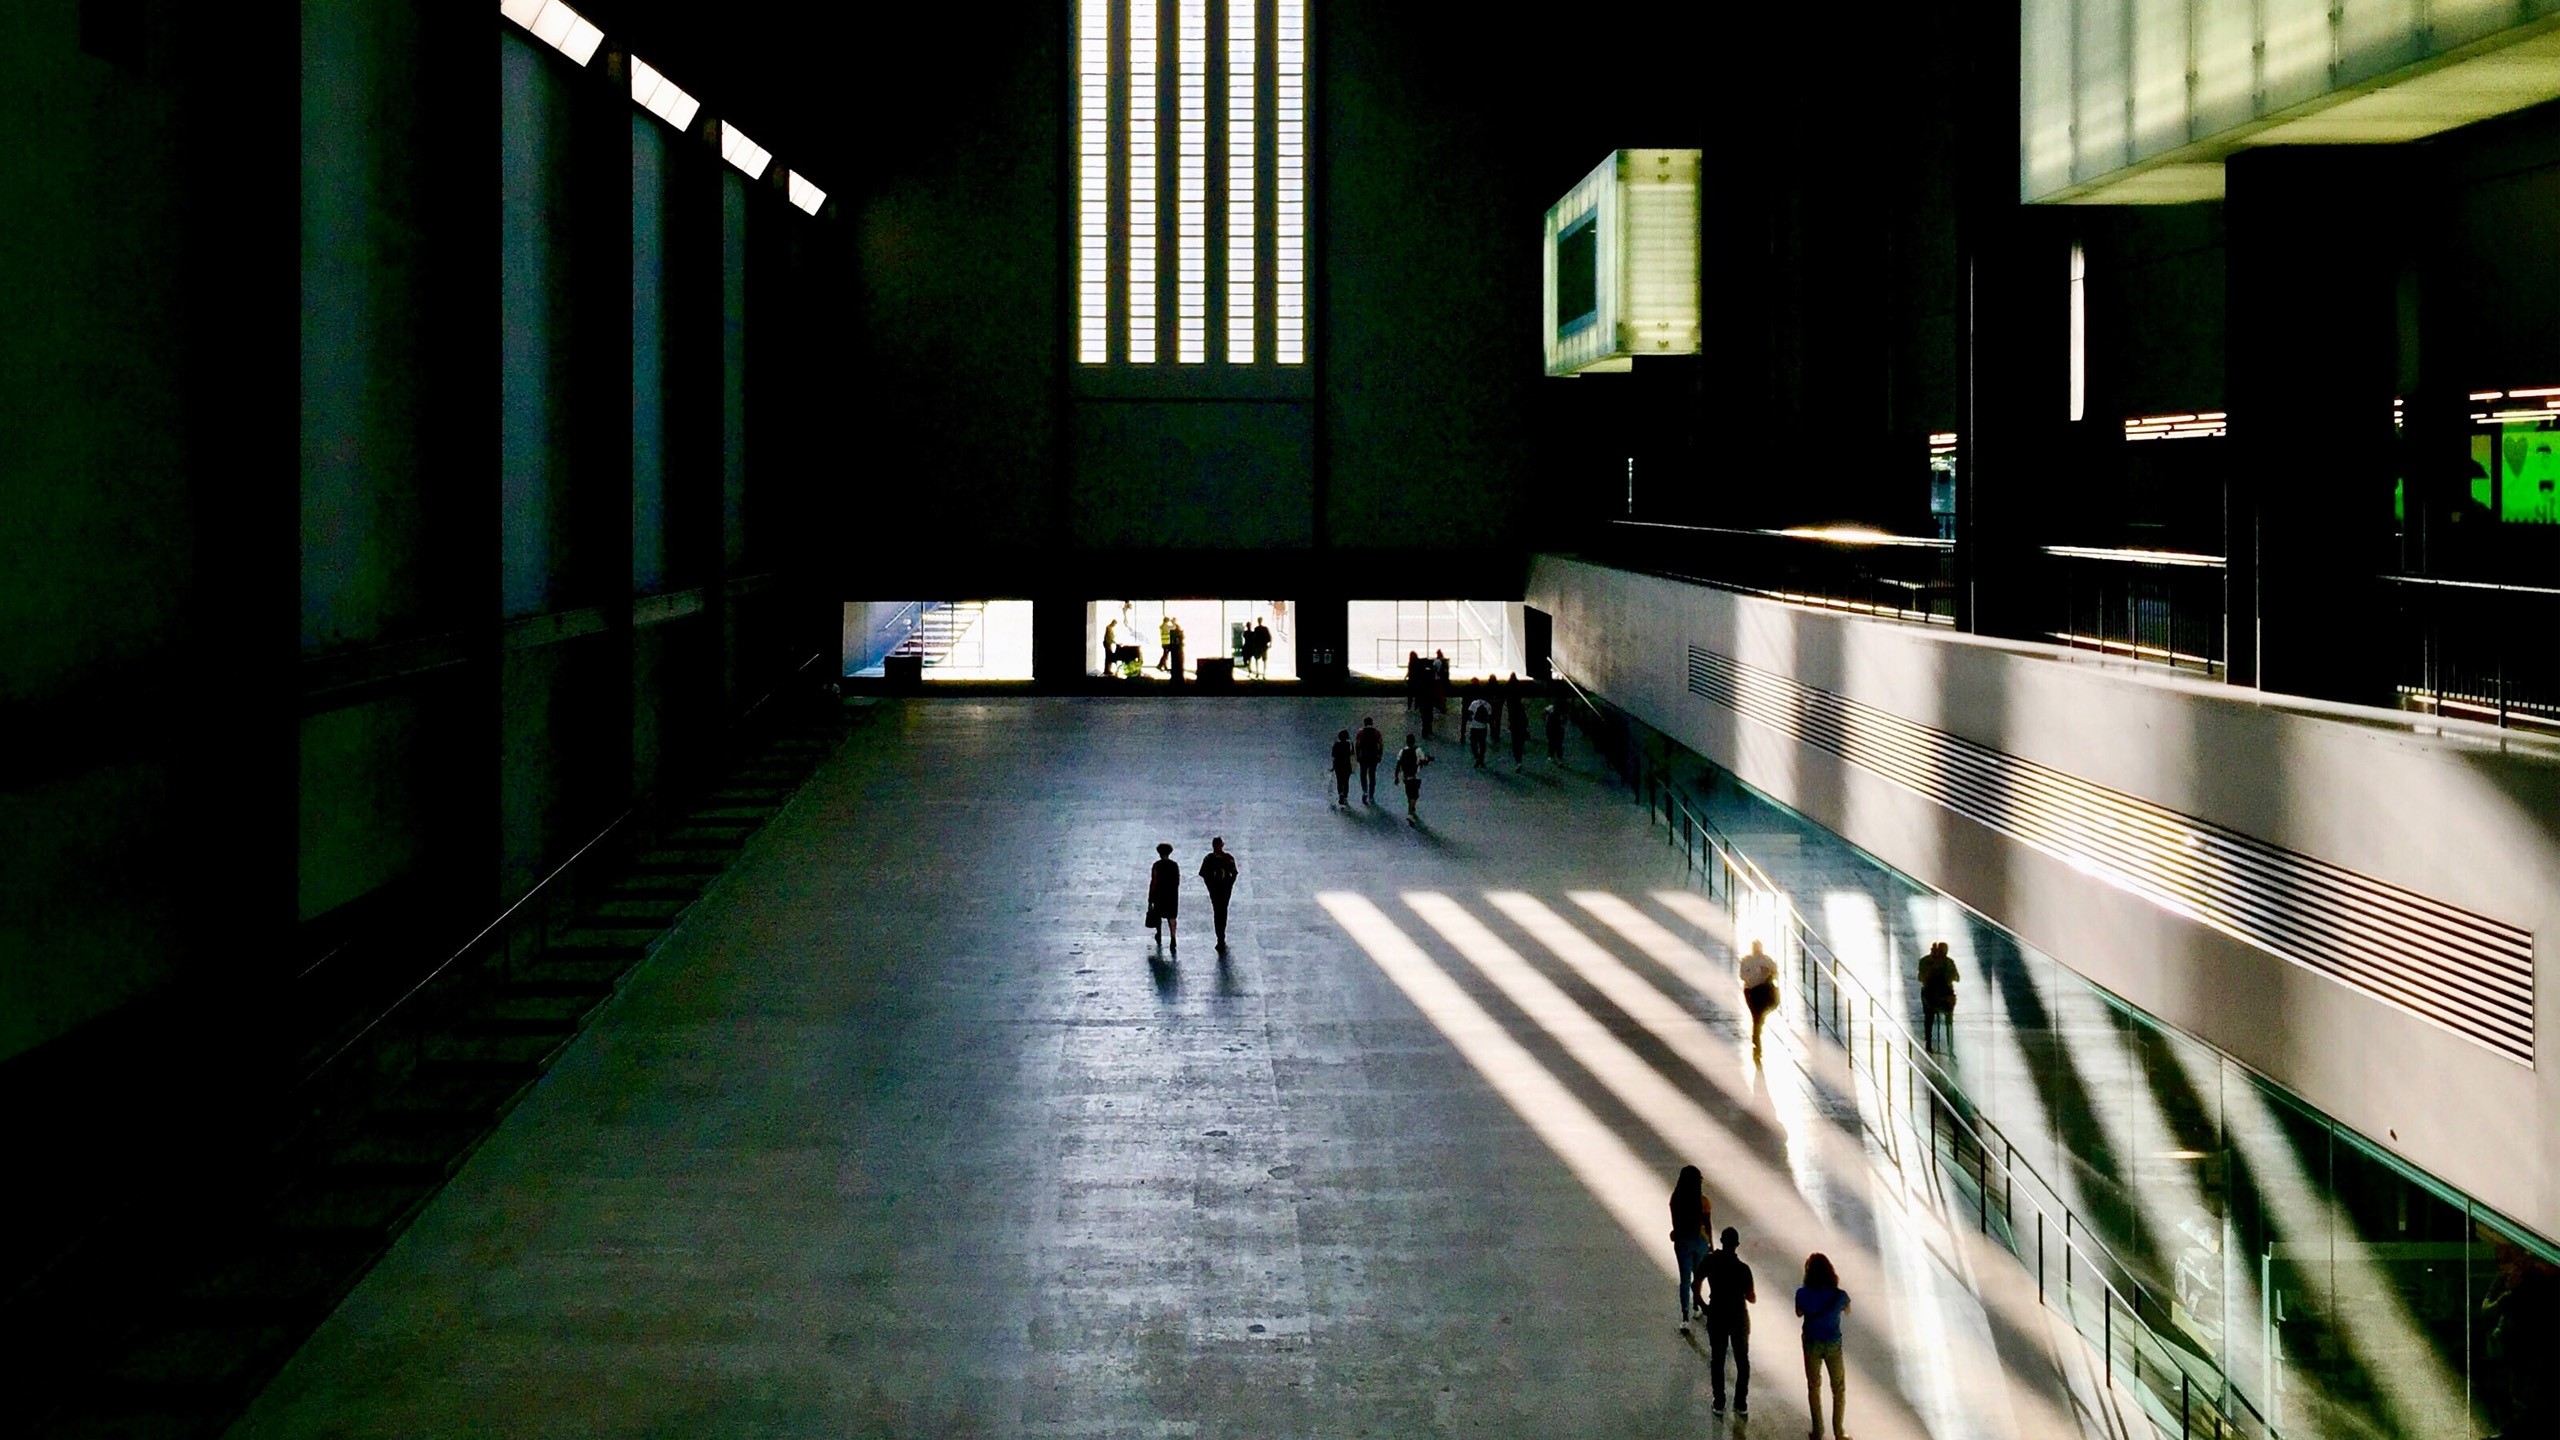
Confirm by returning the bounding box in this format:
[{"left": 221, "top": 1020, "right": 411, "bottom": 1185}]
[
  {"left": 720, "top": 122, "right": 773, "bottom": 180},
  {"left": 786, "top": 170, "right": 827, "bottom": 215},
  {"left": 629, "top": 57, "right": 702, "bottom": 131},
  {"left": 501, "top": 0, "right": 604, "bottom": 66}
]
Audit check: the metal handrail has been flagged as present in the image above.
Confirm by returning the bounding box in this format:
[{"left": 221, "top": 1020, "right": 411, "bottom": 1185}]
[
  {"left": 296, "top": 647, "right": 830, "bottom": 1092},
  {"left": 1566, "top": 669, "right": 2272, "bottom": 1439},
  {"left": 1732, "top": 838, "right": 2270, "bottom": 1439}
]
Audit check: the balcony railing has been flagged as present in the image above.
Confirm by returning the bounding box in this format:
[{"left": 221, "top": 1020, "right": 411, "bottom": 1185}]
[
  {"left": 2387, "top": 573, "right": 2560, "bottom": 731},
  {"left": 1606, "top": 521, "right": 1956, "bottom": 624},
  {"left": 2041, "top": 545, "right": 2227, "bottom": 677}
]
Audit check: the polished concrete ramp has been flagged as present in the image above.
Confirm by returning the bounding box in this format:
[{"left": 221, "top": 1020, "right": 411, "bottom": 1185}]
[{"left": 232, "top": 697, "right": 2118, "bottom": 1440}]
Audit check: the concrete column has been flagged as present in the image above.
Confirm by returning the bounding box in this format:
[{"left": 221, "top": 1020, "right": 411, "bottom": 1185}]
[{"left": 2224, "top": 147, "right": 2404, "bottom": 702}]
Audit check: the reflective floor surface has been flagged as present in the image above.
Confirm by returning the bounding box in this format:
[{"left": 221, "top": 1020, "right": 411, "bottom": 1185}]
[{"left": 230, "top": 697, "right": 2129, "bottom": 1440}]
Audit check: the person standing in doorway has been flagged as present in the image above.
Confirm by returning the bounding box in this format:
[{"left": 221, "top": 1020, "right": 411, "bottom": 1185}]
[
  {"left": 1330, "top": 730, "right": 1355, "bottom": 806},
  {"left": 1355, "top": 717, "right": 1385, "bottom": 803},
  {"left": 1431, "top": 650, "right": 1451, "bottom": 724},
  {"left": 1394, "top": 734, "right": 1433, "bottom": 822},
  {"left": 1487, "top": 675, "right": 1506, "bottom": 749},
  {"left": 1795, "top": 1253, "right": 1852, "bottom": 1440},
  {"left": 1157, "top": 613, "right": 1176, "bottom": 673},
  {"left": 1167, "top": 618, "right": 1186, "bottom": 684},
  {"left": 1466, "top": 691, "right": 1493, "bottom": 769},
  {"left": 1198, "top": 837, "right": 1239, "bottom": 949},
  {"left": 1147, "top": 842, "right": 1182, "bottom": 950},
  {"left": 1918, "top": 940, "right": 1960, "bottom": 1049},
  {"left": 1504, "top": 678, "right": 1529, "bottom": 770},
  {"left": 1250, "top": 618, "right": 1273, "bottom": 678},
  {"left": 1545, "top": 695, "right": 1567, "bottom": 762},
  {"left": 1670, "top": 1165, "right": 1713, "bottom": 1332},
  {"left": 1739, "top": 939, "right": 1780, "bottom": 1054},
  {"left": 1703, "top": 1226, "right": 1756, "bottom": 1414}
]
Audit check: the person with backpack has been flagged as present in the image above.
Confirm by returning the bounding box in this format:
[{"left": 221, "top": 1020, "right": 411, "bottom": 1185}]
[
  {"left": 1394, "top": 734, "right": 1433, "bottom": 822},
  {"left": 1796, "top": 1253, "right": 1852, "bottom": 1440},
  {"left": 1465, "top": 692, "right": 1493, "bottom": 769}
]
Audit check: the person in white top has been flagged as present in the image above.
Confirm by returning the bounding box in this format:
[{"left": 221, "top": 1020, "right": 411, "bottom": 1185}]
[{"left": 1737, "top": 941, "right": 1780, "bottom": 1053}]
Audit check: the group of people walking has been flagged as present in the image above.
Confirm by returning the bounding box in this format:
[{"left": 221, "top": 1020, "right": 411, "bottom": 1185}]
[
  {"left": 1671, "top": 1165, "right": 1856, "bottom": 1437},
  {"left": 1144, "top": 837, "right": 1238, "bottom": 951},
  {"left": 1328, "top": 717, "right": 1435, "bottom": 822}
]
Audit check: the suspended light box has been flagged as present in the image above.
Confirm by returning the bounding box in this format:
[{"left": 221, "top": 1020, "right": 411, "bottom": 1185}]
[{"left": 1543, "top": 149, "right": 1699, "bottom": 377}]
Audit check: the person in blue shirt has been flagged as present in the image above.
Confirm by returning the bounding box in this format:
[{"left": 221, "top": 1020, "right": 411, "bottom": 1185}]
[{"left": 1795, "top": 1252, "right": 1852, "bottom": 1439}]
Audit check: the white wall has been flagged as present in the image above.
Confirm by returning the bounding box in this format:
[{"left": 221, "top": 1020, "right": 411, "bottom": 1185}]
[{"left": 1529, "top": 554, "right": 2560, "bottom": 1237}]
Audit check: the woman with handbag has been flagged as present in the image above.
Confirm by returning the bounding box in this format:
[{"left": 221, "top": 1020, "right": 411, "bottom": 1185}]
[{"left": 1146, "top": 842, "right": 1182, "bottom": 950}]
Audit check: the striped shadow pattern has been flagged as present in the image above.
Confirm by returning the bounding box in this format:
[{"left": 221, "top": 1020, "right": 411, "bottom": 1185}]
[{"left": 1685, "top": 646, "right": 2537, "bottom": 1066}]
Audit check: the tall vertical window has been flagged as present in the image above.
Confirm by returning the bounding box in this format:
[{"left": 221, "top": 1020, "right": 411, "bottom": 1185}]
[
  {"left": 1128, "top": 0, "right": 1158, "bottom": 363},
  {"left": 1274, "top": 0, "right": 1304, "bottom": 364},
  {"left": 2068, "top": 243, "right": 2086, "bottom": 422},
  {"left": 1225, "top": 0, "right": 1255, "bottom": 364},
  {"left": 1074, "top": 0, "right": 1307, "bottom": 371},
  {"left": 1077, "top": 4, "right": 1110, "bottom": 363},
  {"left": 1177, "top": 1, "right": 1207, "bottom": 362}
]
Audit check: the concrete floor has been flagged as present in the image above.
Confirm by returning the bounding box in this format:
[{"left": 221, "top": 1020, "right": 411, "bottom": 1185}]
[{"left": 231, "top": 697, "right": 2110, "bottom": 1440}]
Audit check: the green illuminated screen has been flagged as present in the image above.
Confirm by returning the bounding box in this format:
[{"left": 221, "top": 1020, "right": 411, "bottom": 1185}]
[{"left": 2491, "top": 426, "right": 2560, "bottom": 524}]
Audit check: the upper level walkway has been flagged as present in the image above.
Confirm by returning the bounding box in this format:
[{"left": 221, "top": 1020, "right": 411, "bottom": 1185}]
[{"left": 231, "top": 696, "right": 2129, "bottom": 1440}]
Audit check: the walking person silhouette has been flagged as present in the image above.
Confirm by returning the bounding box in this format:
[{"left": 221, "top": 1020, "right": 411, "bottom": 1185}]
[
  {"left": 1198, "top": 838, "right": 1238, "bottom": 948},
  {"left": 1146, "top": 842, "right": 1182, "bottom": 950}
]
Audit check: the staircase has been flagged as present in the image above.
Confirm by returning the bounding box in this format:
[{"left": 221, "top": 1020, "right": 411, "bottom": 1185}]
[
  {"left": 15, "top": 697, "right": 877, "bottom": 1440},
  {"left": 888, "top": 600, "right": 985, "bottom": 671}
]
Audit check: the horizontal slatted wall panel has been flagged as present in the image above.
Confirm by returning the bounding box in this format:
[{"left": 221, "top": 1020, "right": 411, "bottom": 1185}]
[{"left": 1687, "top": 646, "right": 2536, "bottom": 1065}]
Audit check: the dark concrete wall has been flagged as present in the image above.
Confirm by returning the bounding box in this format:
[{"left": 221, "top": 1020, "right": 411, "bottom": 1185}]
[{"left": 0, "top": 4, "right": 840, "bottom": 1292}]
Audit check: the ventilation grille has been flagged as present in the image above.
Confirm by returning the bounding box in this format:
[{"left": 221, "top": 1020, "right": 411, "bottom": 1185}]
[{"left": 1687, "top": 646, "right": 2537, "bottom": 1066}]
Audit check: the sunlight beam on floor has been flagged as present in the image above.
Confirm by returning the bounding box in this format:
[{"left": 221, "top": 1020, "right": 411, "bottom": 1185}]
[{"left": 1315, "top": 892, "right": 1677, "bottom": 1278}]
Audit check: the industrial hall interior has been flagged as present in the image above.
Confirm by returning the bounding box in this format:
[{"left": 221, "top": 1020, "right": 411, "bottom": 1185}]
[{"left": 11, "top": 0, "right": 2560, "bottom": 1436}]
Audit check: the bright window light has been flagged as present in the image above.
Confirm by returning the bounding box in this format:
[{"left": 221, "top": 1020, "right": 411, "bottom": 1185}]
[
  {"left": 1128, "top": 0, "right": 1159, "bottom": 363},
  {"left": 2068, "top": 243, "right": 2086, "bottom": 422},
  {"left": 1078, "top": 0, "right": 1110, "bottom": 363},
  {"left": 1177, "top": 0, "right": 1207, "bottom": 363},
  {"left": 1275, "top": 0, "right": 1305, "bottom": 364},
  {"left": 501, "top": 0, "right": 604, "bottom": 66},
  {"left": 786, "top": 170, "right": 827, "bottom": 215},
  {"left": 1226, "top": 0, "right": 1256, "bottom": 363},
  {"left": 629, "top": 57, "right": 701, "bottom": 131},
  {"left": 719, "top": 122, "right": 772, "bottom": 180}
]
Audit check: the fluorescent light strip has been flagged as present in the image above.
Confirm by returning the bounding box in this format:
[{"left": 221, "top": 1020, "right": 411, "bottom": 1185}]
[
  {"left": 2068, "top": 245, "right": 2086, "bottom": 422},
  {"left": 1078, "top": 0, "right": 1109, "bottom": 363},
  {"left": 1177, "top": 0, "right": 1207, "bottom": 363},
  {"left": 501, "top": 0, "right": 603, "bottom": 66},
  {"left": 1127, "top": 0, "right": 1158, "bottom": 363},
  {"left": 786, "top": 170, "right": 826, "bottom": 215},
  {"left": 1274, "top": 0, "right": 1304, "bottom": 364},
  {"left": 628, "top": 57, "right": 701, "bottom": 131},
  {"left": 719, "top": 122, "right": 771, "bottom": 180},
  {"left": 1226, "top": 0, "right": 1256, "bottom": 364}
]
